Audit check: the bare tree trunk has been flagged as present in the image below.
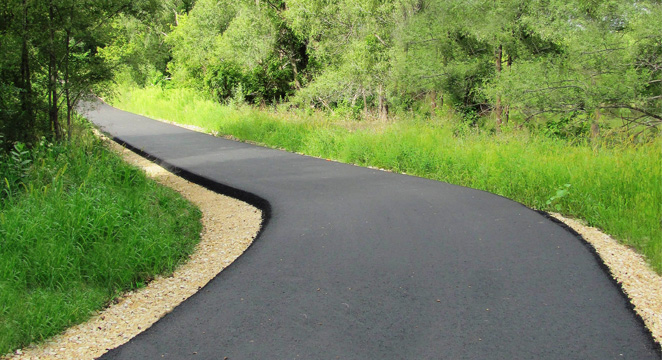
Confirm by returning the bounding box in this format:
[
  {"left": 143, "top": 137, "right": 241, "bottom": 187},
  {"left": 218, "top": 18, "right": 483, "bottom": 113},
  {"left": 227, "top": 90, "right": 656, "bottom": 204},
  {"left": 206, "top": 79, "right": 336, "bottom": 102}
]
[
  {"left": 377, "top": 84, "right": 384, "bottom": 119},
  {"left": 48, "top": 2, "right": 61, "bottom": 139},
  {"left": 19, "top": 0, "right": 34, "bottom": 140},
  {"left": 65, "top": 29, "right": 72, "bottom": 141},
  {"left": 430, "top": 90, "right": 437, "bottom": 111},
  {"left": 591, "top": 109, "right": 600, "bottom": 140},
  {"left": 290, "top": 57, "right": 301, "bottom": 90},
  {"left": 495, "top": 44, "right": 503, "bottom": 130},
  {"left": 504, "top": 54, "right": 512, "bottom": 124},
  {"left": 182, "top": 0, "right": 193, "bottom": 14},
  {"left": 362, "top": 87, "right": 368, "bottom": 118},
  {"left": 378, "top": 83, "right": 387, "bottom": 121}
]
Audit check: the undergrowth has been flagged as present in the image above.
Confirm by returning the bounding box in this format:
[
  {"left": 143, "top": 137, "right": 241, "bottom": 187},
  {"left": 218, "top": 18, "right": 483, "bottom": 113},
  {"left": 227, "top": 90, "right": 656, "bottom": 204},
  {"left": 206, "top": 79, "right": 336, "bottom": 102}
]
[
  {"left": 0, "top": 124, "right": 201, "bottom": 354},
  {"left": 111, "top": 86, "right": 662, "bottom": 274}
]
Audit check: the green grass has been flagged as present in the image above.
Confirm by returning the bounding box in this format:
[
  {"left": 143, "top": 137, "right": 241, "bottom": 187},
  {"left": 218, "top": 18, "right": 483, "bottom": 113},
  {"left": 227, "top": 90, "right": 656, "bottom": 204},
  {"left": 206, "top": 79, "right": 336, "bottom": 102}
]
[
  {"left": 0, "top": 127, "right": 201, "bottom": 354},
  {"left": 111, "top": 86, "right": 662, "bottom": 274}
]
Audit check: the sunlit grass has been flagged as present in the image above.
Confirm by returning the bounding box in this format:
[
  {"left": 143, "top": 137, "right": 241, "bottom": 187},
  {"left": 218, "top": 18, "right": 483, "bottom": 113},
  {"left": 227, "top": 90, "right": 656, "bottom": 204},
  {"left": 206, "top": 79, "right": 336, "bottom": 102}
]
[
  {"left": 0, "top": 127, "right": 201, "bottom": 354},
  {"left": 112, "top": 86, "right": 662, "bottom": 274}
]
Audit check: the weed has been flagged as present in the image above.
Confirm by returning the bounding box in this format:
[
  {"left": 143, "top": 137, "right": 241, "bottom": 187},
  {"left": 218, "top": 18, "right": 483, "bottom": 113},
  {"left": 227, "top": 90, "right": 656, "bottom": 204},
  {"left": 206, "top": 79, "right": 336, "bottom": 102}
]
[{"left": 546, "top": 184, "right": 572, "bottom": 211}]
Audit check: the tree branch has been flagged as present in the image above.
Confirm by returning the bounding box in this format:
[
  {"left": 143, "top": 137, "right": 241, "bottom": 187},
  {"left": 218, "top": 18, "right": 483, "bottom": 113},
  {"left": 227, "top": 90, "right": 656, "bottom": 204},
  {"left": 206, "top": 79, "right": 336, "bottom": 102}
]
[
  {"left": 522, "top": 85, "right": 585, "bottom": 94},
  {"left": 598, "top": 104, "right": 662, "bottom": 122},
  {"left": 374, "top": 33, "right": 386, "bottom": 46}
]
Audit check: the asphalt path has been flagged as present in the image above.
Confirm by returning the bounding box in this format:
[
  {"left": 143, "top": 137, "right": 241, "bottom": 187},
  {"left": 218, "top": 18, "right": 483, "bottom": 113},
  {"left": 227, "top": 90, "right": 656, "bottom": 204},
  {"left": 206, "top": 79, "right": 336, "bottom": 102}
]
[{"left": 82, "top": 101, "right": 660, "bottom": 359}]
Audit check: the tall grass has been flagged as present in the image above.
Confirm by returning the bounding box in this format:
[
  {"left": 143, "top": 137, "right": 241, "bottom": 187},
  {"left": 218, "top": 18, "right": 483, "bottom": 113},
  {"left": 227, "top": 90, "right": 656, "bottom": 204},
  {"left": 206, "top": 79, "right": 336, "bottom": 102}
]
[
  {"left": 112, "top": 86, "right": 662, "bottom": 274},
  {"left": 0, "top": 126, "right": 201, "bottom": 354}
]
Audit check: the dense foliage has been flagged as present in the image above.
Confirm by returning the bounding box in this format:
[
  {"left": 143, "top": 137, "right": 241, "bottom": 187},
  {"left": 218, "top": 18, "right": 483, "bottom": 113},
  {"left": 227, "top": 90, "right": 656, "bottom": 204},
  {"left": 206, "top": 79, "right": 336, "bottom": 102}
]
[
  {"left": 0, "top": 0, "right": 195, "bottom": 145},
  {"left": 102, "top": 0, "right": 661, "bottom": 136},
  {"left": 3, "top": 0, "right": 658, "bottom": 142}
]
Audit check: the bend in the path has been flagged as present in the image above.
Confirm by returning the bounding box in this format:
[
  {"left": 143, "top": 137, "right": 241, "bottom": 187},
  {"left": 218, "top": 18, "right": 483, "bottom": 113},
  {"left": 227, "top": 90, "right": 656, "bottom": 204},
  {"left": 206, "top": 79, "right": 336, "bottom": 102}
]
[{"left": 82, "top": 101, "right": 661, "bottom": 359}]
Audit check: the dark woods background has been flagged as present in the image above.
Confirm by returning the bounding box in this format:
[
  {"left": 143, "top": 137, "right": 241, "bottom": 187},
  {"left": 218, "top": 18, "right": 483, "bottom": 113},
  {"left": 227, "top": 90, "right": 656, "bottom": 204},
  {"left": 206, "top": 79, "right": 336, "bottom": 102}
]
[{"left": 1, "top": 0, "right": 660, "bottom": 146}]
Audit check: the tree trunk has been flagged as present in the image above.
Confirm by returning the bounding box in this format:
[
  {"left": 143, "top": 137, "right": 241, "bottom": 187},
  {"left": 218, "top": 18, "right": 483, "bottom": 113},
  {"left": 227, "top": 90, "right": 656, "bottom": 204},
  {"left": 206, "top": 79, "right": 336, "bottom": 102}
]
[
  {"left": 591, "top": 109, "right": 600, "bottom": 140},
  {"left": 48, "top": 2, "right": 61, "bottom": 139},
  {"left": 378, "top": 83, "right": 387, "bottom": 121},
  {"left": 290, "top": 56, "right": 301, "bottom": 90},
  {"left": 65, "top": 29, "right": 72, "bottom": 141},
  {"left": 495, "top": 44, "right": 503, "bottom": 130},
  {"left": 430, "top": 90, "right": 437, "bottom": 111},
  {"left": 19, "top": 0, "right": 34, "bottom": 141},
  {"left": 504, "top": 54, "right": 512, "bottom": 124},
  {"left": 362, "top": 87, "right": 368, "bottom": 118},
  {"left": 183, "top": 0, "right": 193, "bottom": 14}
]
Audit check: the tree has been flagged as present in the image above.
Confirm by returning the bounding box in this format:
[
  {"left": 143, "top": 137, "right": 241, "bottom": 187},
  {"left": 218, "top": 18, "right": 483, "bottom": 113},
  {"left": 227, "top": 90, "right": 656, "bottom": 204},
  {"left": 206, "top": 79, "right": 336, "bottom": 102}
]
[
  {"left": 286, "top": 0, "right": 399, "bottom": 119},
  {"left": 87, "top": 0, "right": 660, "bottom": 138},
  {"left": 0, "top": 0, "right": 41, "bottom": 145},
  {"left": 493, "top": 0, "right": 661, "bottom": 135},
  {"left": 1, "top": 0, "right": 140, "bottom": 143},
  {"left": 391, "top": 0, "right": 493, "bottom": 116},
  {"left": 391, "top": 0, "right": 562, "bottom": 128},
  {"left": 164, "top": 0, "right": 307, "bottom": 103}
]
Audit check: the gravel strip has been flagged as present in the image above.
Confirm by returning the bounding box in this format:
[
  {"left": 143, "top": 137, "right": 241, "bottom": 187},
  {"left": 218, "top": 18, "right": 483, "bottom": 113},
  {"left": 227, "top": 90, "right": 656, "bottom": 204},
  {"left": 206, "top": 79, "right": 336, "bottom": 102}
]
[
  {"left": 549, "top": 213, "right": 661, "bottom": 347},
  {"left": 5, "top": 138, "right": 262, "bottom": 360}
]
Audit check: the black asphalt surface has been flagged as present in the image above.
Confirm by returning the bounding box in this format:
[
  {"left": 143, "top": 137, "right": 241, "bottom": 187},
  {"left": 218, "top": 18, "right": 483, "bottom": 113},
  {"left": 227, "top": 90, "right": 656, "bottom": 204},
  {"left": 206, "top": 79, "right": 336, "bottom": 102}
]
[{"left": 82, "top": 101, "right": 660, "bottom": 359}]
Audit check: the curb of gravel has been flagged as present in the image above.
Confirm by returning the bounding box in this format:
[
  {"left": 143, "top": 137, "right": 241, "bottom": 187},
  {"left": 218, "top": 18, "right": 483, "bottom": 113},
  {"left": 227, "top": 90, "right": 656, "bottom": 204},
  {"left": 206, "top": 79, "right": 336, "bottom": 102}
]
[{"left": 5, "top": 135, "right": 263, "bottom": 360}]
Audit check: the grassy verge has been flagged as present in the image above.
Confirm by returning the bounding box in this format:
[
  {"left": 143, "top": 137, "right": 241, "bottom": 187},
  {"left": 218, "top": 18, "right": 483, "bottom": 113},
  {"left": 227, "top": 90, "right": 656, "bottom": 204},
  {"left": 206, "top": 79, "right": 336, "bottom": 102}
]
[
  {"left": 0, "top": 125, "right": 201, "bottom": 354},
  {"left": 111, "top": 86, "right": 661, "bottom": 274}
]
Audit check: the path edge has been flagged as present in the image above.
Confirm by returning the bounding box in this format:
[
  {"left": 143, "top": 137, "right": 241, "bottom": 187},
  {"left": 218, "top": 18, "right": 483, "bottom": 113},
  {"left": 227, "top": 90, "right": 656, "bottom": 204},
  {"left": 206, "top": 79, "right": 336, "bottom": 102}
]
[{"left": 537, "top": 210, "right": 661, "bottom": 353}]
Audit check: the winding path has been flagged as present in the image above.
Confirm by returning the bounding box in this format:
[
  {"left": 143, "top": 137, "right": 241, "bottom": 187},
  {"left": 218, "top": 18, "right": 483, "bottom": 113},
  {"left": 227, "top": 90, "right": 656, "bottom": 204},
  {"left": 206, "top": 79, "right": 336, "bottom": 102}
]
[{"left": 83, "top": 101, "right": 660, "bottom": 359}]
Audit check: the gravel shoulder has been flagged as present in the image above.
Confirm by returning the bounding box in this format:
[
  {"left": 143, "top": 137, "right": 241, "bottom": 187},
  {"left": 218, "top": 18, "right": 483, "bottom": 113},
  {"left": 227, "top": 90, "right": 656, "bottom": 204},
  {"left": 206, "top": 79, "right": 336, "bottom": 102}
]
[
  {"left": 548, "top": 213, "right": 661, "bottom": 346},
  {"left": 6, "top": 136, "right": 262, "bottom": 360},
  {"left": 5, "top": 123, "right": 660, "bottom": 358}
]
